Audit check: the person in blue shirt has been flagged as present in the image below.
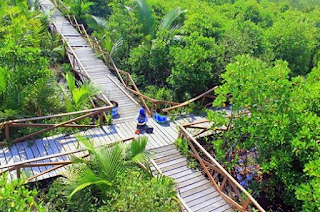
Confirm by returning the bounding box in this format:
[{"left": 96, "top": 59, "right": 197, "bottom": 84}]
[{"left": 135, "top": 108, "right": 148, "bottom": 134}]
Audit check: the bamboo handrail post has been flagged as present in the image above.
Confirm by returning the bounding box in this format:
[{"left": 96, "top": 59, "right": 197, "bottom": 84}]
[
  {"left": 201, "top": 96, "right": 206, "bottom": 106},
  {"left": 99, "top": 112, "right": 104, "bottom": 126},
  {"left": 186, "top": 136, "right": 221, "bottom": 191},
  {"left": 179, "top": 125, "right": 265, "bottom": 212},
  {"left": 242, "top": 198, "right": 252, "bottom": 211},
  {"left": 151, "top": 102, "right": 154, "bottom": 116},
  {"left": 5, "top": 123, "right": 9, "bottom": 140},
  {"left": 220, "top": 175, "right": 228, "bottom": 191},
  {"left": 16, "top": 166, "right": 21, "bottom": 179}
]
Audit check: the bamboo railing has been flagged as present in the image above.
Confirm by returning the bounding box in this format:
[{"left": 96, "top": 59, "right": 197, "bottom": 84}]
[
  {"left": 0, "top": 106, "right": 113, "bottom": 146},
  {"left": 0, "top": 137, "right": 133, "bottom": 180},
  {"left": 178, "top": 121, "right": 265, "bottom": 212}
]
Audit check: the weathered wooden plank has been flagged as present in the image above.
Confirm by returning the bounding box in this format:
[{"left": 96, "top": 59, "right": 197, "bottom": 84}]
[
  {"left": 195, "top": 199, "right": 229, "bottom": 212},
  {"left": 0, "top": 147, "right": 7, "bottom": 166},
  {"left": 187, "top": 190, "right": 221, "bottom": 207},
  {"left": 157, "top": 156, "right": 186, "bottom": 168},
  {"left": 153, "top": 149, "right": 180, "bottom": 160},
  {"left": 15, "top": 142, "right": 33, "bottom": 176},
  {"left": 45, "top": 136, "right": 68, "bottom": 175},
  {"left": 163, "top": 165, "right": 189, "bottom": 176},
  {"left": 178, "top": 174, "right": 207, "bottom": 187},
  {"left": 210, "top": 203, "right": 232, "bottom": 212},
  {"left": 83, "top": 128, "right": 103, "bottom": 146},
  {"left": 169, "top": 168, "right": 198, "bottom": 179},
  {"left": 183, "top": 187, "right": 218, "bottom": 203},
  {"left": 180, "top": 180, "right": 211, "bottom": 194},
  {"left": 180, "top": 182, "right": 213, "bottom": 198},
  {"left": 28, "top": 140, "right": 50, "bottom": 179},
  {"left": 175, "top": 172, "right": 203, "bottom": 183},
  {"left": 34, "top": 139, "right": 56, "bottom": 177},
  {"left": 150, "top": 144, "right": 176, "bottom": 152},
  {"left": 158, "top": 161, "right": 188, "bottom": 173},
  {"left": 21, "top": 141, "right": 42, "bottom": 180},
  {"left": 192, "top": 197, "right": 226, "bottom": 212}
]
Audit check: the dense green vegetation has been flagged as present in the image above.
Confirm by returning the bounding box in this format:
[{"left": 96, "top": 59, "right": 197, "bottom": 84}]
[
  {"left": 0, "top": 0, "right": 64, "bottom": 119},
  {"left": 0, "top": 0, "right": 105, "bottom": 143},
  {"left": 0, "top": 1, "right": 101, "bottom": 121},
  {"left": 62, "top": 0, "right": 320, "bottom": 102},
  {"left": 57, "top": 0, "right": 319, "bottom": 210},
  {"left": 208, "top": 55, "right": 320, "bottom": 211},
  {"left": 0, "top": 173, "right": 46, "bottom": 212},
  {"left": 2, "top": 0, "right": 320, "bottom": 211}
]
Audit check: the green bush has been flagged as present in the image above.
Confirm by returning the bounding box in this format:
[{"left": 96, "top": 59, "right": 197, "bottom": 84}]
[
  {"left": 102, "top": 166, "right": 180, "bottom": 212},
  {"left": 0, "top": 173, "right": 46, "bottom": 212}
]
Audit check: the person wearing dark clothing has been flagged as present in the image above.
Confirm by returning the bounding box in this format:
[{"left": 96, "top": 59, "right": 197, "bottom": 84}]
[{"left": 135, "top": 108, "right": 148, "bottom": 134}]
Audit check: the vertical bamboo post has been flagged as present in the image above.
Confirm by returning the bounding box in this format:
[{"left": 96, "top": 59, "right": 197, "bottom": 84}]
[
  {"left": 125, "top": 74, "right": 129, "bottom": 87},
  {"left": 5, "top": 123, "right": 9, "bottom": 140},
  {"left": 16, "top": 166, "right": 21, "bottom": 179},
  {"left": 178, "top": 126, "right": 182, "bottom": 138},
  {"left": 201, "top": 96, "right": 206, "bottom": 106},
  {"left": 99, "top": 111, "right": 104, "bottom": 126},
  {"left": 151, "top": 102, "right": 154, "bottom": 117},
  {"left": 242, "top": 198, "right": 251, "bottom": 211}
]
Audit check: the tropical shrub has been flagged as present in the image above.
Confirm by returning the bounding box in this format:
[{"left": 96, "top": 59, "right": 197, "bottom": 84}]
[
  {"left": 0, "top": 0, "right": 66, "bottom": 118},
  {"left": 41, "top": 136, "right": 180, "bottom": 211},
  {"left": 0, "top": 173, "right": 46, "bottom": 212},
  {"left": 208, "top": 55, "right": 320, "bottom": 210}
]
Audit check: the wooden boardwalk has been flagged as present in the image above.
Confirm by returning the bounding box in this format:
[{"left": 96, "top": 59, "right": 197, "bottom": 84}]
[
  {"left": 152, "top": 144, "right": 233, "bottom": 212},
  {"left": 41, "top": 0, "right": 141, "bottom": 124},
  {"left": 0, "top": 1, "right": 234, "bottom": 211}
]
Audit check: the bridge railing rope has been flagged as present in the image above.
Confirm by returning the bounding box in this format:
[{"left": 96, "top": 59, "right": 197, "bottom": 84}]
[{"left": 178, "top": 121, "right": 265, "bottom": 212}]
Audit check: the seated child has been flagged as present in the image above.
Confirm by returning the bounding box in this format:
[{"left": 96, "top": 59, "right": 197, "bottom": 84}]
[{"left": 135, "top": 108, "right": 148, "bottom": 134}]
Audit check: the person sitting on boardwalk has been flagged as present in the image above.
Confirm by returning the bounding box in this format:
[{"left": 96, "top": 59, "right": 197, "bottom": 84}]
[{"left": 135, "top": 108, "right": 148, "bottom": 134}]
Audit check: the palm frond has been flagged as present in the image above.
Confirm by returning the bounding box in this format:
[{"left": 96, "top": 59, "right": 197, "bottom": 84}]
[
  {"left": 134, "top": 0, "right": 155, "bottom": 37},
  {"left": 53, "top": 45, "right": 66, "bottom": 57},
  {"left": 75, "top": 135, "right": 95, "bottom": 152},
  {"left": 68, "top": 167, "right": 112, "bottom": 199},
  {"left": 99, "top": 143, "right": 126, "bottom": 181},
  {"left": 70, "top": 154, "right": 88, "bottom": 164},
  {"left": 72, "top": 81, "right": 101, "bottom": 106},
  {"left": 27, "top": 0, "right": 40, "bottom": 11},
  {"left": 159, "top": 7, "right": 187, "bottom": 31},
  {"left": 110, "top": 37, "right": 124, "bottom": 58},
  {"left": 64, "top": 72, "right": 75, "bottom": 93},
  {"left": 129, "top": 136, "right": 152, "bottom": 164},
  {"left": 86, "top": 15, "right": 108, "bottom": 32}
]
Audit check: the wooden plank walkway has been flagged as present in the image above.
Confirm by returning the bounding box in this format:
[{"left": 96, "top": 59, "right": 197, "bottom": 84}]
[
  {"left": 0, "top": 116, "right": 202, "bottom": 179},
  {"left": 151, "top": 144, "right": 233, "bottom": 212},
  {"left": 41, "top": 0, "right": 141, "bottom": 124},
  {"left": 0, "top": 116, "right": 234, "bottom": 211},
  {"left": 0, "top": 1, "right": 235, "bottom": 210}
]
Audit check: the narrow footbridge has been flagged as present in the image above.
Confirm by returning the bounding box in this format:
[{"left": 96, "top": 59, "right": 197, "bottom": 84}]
[{"left": 0, "top": 1, "right": 265, "bottom": 211}]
